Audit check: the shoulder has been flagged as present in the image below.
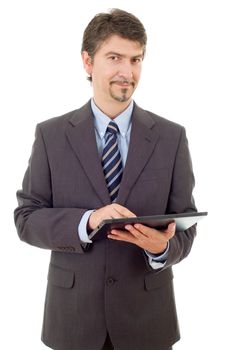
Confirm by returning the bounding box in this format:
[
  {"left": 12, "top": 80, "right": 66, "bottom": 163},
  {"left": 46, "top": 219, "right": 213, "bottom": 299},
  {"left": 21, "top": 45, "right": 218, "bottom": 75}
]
[
  {"left": 133, "top": 103, "right": 185, "bottom": 137},
  {"left": 36, "top": 101, "right": 92, "bottom": 137}
]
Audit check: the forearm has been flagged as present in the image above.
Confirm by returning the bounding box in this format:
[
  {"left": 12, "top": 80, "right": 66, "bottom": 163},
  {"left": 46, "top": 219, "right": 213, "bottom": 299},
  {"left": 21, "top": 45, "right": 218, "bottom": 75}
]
[
  {"left": 164, "top": 126, "right": 197, "bottom": 267},
  {"left": 14, "top": 199, "right": 88, "bottom": 253},
  {"left": 165, "top": 224, "right": 197, "bottom": 267},
  {"left": 14, "top": 123, "right": 90, "bottom": 253}
]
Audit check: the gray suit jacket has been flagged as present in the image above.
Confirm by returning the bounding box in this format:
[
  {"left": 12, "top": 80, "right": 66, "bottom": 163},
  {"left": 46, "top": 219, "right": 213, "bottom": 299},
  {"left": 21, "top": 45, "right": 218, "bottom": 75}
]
[{"left": 14, "top": 101, "right": 197, "bottom": 350}]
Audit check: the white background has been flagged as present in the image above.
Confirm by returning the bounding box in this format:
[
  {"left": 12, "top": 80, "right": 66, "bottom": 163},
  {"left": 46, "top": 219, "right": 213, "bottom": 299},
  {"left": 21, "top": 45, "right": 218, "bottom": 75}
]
[{"left": 1, "top": 0, "right": 233, "bottom": 349}]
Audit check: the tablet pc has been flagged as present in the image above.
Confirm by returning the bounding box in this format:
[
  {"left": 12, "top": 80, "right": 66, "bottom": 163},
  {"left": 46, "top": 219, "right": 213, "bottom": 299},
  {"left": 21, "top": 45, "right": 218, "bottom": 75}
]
[{"left": 89, "top": 211, "right": 207, "bottom": 241}]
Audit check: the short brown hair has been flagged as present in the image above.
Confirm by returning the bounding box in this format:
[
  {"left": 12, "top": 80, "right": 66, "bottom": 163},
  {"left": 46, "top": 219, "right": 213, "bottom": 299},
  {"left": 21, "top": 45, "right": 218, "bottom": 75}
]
[{"left": 81, "top": 8, "right": 147, "bottom": 58}]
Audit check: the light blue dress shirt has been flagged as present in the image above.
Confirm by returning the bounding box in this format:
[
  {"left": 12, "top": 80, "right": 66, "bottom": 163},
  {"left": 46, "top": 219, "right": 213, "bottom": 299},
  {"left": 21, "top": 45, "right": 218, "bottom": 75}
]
[{"left": 78, "top": 99, "right": 169, "bottom": 269}]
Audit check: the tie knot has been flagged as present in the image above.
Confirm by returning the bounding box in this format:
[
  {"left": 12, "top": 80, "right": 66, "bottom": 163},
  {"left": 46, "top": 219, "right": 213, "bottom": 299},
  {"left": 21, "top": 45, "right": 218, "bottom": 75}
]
[{"left": 106, "top": 121, "right": 119, "bottom": 135}]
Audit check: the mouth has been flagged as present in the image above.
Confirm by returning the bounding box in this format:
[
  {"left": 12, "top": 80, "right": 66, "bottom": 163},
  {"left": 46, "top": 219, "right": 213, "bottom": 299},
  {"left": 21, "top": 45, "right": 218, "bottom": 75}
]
[{"left": 110, "top": 81, "right": 135, "bottom": 88}]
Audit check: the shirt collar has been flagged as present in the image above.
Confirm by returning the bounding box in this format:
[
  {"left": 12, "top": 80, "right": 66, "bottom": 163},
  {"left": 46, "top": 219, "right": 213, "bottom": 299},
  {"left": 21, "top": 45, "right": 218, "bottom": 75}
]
[{"left": 91, "top": 98, "right": 133, "bottom": 140}]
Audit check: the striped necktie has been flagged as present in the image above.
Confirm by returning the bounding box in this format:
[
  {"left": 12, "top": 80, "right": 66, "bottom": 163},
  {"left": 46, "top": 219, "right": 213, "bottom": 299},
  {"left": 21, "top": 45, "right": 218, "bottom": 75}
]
[{"left": 102, "top": 121, "right": 123, "bottom": 202}]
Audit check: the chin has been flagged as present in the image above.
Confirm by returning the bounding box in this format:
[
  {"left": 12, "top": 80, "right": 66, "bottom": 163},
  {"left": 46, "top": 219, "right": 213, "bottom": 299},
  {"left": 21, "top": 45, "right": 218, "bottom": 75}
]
[
  {"left": 113, "top": 95, "right": 131, "bottom": 103},
  {"left": 110, "top": 90, "right": 133, "bottom": 103}
]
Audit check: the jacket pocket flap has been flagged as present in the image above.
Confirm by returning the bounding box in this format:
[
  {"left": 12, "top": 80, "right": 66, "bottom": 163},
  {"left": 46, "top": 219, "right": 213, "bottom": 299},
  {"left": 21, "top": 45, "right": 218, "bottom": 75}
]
[
  {"left": 48, "top": 264, "right": 74, "bottom": 288},
  {"left": 145, "top": 268, "right": 173, "bottom": 291}
]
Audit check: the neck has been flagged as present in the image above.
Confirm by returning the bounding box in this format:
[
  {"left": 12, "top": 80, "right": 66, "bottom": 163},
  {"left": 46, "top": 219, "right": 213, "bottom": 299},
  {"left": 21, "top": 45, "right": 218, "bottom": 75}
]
[{"left": 93, "top": 97, "right": 132, "bottom": 119}]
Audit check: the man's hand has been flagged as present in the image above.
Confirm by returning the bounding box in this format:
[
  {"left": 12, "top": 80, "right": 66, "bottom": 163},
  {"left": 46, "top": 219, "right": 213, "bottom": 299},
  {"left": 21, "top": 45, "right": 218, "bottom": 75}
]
[
  {"left": 108, "top": 222, "right": 176, "bottom": 255},
  {"left": 88, "top": 203, "right": 136, "bottom": 231}
]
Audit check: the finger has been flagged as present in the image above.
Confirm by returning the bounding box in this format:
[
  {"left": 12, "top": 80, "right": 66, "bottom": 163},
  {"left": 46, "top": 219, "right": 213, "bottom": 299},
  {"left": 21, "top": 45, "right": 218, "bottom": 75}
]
[
  {"left": 108, "top": 229, "right": 136, "bottom": 243},
  {"left": 112, "top": 204, "right": 137, "bottom": 218},
  {"left": 125, "top": 224, "right": 145, "bottom": 239},
  {"left": 133, "top": 222, "right": 176, "bottom": 241},
  {"left": 164, "top": 222, "right": 176, "bottom": 238},
  {"left": 166, "top": 222, "right": 176, "bottom": 233},
  {"left": 109, "top": 209, "right": 127, "bottom": 219},
  {"left": 133, "top": 223, "right": 154, "bottom": 237}
]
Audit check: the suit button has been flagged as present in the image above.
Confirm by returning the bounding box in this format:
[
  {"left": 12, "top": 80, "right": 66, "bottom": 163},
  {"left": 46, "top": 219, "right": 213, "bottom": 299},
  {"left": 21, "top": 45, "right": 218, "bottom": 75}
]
[{"left": 106, "top": 277, "right": 115, "bottom": 286}]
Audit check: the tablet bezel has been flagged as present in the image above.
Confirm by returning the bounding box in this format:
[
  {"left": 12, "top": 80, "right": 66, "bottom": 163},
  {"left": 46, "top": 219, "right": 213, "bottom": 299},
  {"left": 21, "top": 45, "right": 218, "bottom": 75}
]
[{"left": 89, "top": 211, "right": 207, "bottom": 241}]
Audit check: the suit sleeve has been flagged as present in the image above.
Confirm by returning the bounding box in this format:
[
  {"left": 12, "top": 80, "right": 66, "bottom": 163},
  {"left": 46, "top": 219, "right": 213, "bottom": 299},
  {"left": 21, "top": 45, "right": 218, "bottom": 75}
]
[
  {"left": 14, "top": 124, "right": 87, "bottom": 253},
  {"left": 165, "top": 126, "right": 197, "bottom": 268}
]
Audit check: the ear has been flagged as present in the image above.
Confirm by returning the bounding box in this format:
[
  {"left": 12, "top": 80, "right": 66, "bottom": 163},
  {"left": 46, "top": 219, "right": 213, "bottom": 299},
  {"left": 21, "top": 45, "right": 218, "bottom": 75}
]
[{"left": 82, "top": 51, "right": 93, "bottom": 76}]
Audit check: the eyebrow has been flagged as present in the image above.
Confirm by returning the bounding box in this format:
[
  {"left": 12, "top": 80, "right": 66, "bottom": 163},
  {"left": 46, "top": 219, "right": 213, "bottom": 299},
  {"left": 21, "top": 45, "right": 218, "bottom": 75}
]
[{"left": 105, "top": 51, "right": 144, "bottom": 59}]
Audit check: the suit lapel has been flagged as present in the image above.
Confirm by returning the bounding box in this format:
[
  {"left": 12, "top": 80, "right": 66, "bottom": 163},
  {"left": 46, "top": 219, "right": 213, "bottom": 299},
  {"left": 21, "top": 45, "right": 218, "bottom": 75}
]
[
  {"left": 65, "top": 101, "right": 159, "bottom": 207},
  {"left": 66, "top": 101, "right": 111, "bottom": 206},
  {"left": 117, "top": 104, "right": 160, "bottom": 205}
]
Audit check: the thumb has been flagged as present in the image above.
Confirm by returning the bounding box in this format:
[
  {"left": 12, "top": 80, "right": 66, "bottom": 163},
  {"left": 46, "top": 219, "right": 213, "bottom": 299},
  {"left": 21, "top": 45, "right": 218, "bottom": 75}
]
[{"left": 164, "top": 222, "right": 176, "bottom": 238}]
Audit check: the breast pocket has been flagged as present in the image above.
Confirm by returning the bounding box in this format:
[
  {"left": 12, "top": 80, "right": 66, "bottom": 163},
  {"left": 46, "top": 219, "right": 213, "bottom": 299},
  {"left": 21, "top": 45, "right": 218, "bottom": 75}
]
[
  {"left": 138, "top": 167, "right": 170, "bottom": 182},
  {"left": 130, "top": 167, "right": 171, "bottom": 214}
]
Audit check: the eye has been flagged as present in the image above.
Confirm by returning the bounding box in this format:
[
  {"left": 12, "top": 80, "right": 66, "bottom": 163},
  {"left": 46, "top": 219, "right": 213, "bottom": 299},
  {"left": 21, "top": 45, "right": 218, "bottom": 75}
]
[
  {"left": 109, "top": 55, "right": 120, "bottom": 61},
  {"left": 132, "top": 57, "right": 142, "bottom": 64}
]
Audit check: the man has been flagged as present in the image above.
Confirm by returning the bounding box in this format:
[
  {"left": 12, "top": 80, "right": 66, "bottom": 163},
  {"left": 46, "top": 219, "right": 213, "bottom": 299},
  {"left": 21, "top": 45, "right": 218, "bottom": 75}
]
[{"left": 14, "top": 8, "right": 197, "bottom": 350}]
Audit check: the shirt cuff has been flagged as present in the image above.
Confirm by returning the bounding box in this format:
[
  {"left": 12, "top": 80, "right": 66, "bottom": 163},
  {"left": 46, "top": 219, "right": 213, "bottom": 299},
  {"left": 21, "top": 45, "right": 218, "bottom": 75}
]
[
  {"left": 78, "top": 210, "right": 95, "bottom": 243},
  {"left": 145, "top": 241, "right": 170, "bottom": 262}
]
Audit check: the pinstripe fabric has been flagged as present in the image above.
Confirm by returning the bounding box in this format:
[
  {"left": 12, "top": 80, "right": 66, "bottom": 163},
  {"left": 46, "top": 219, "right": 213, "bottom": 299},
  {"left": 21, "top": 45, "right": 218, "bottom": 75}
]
[{"left": 102, "top": 121, "right": 123, "bottom": 202}]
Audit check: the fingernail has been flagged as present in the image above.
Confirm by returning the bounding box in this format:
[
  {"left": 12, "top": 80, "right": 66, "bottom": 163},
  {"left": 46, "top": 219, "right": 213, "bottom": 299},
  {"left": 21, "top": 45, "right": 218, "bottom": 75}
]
[{"left": 172, "top": 223, "right": 176, "bottom": 229}]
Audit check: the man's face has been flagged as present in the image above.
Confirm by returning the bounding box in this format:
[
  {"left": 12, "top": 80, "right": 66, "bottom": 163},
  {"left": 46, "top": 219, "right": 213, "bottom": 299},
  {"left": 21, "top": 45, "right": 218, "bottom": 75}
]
[{"left": 82, "top": 35, "right": 144, "bottom": 106}]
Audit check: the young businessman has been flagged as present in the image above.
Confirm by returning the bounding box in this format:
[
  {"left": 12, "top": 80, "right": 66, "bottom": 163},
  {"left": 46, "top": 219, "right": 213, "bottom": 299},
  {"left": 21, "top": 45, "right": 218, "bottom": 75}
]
[{"left": 14, "top": 9, "right": 197, "bottom": 350}]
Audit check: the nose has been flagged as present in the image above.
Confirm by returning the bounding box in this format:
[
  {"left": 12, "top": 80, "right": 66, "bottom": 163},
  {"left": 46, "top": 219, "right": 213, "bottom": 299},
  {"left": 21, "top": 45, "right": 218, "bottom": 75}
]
[{"left": 117, "top": 61, "right": 133, "bottom": 81}]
